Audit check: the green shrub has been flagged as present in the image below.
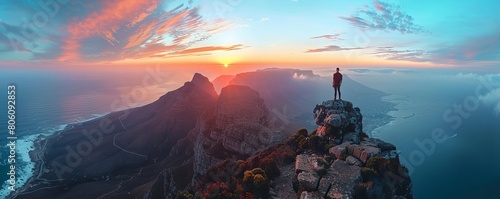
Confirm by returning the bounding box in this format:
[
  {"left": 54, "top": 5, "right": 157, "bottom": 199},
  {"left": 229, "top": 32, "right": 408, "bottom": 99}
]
[
  {"left": 259, "top": 158, "right": 281, "bottom": 179},
  {"left": 297, "top": 137, "right": 308, "bottom": 152},
  {"left": 243, "top": 170, "right": 255, "bottom": 190},
  {"left": 253, "top": 173, "right": 269, "bottom": 199},
  {"left": 253, "top": 174, "right": 267, "bottom": 188},
  {"left": 296, "top": 128, "right": 308, "bottom": 137},
  {"left": 251, "top": 168, "right": 266, "bottom": 177},
  {"left": 177, "top": 191, "right": 193, "bottom": 199},
  {"left": 361, "top": 167, "right": 378, "bottom": 180},
  {"left": 324, "top": 143, "right": 334, "bottom": 152},
  {"left": 291, "top": 128, "right": 307, "bottom": 140},
  {"left": 366, "top": 156, "right": 387, "bottom": 173}
]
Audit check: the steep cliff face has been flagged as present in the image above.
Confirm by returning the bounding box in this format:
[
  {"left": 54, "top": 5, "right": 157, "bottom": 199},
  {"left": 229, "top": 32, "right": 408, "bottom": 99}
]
[
  {"left": 187, "top": 99, "right": 413, "bottom": 199},
  {"left": 193, "top": 85, "right": 284, "bottom": 178}
]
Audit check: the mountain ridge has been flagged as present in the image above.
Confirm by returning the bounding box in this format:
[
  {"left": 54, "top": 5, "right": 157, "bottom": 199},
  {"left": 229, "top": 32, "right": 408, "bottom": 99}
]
[{"left": 12, "top": 69, "right": 410, "bottom": 199}]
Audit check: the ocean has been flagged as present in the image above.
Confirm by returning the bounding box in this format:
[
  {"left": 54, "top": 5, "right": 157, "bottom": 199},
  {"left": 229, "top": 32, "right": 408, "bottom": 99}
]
[
  {"left": 0, "top": 67, "right": 186, "bottom": 198},
  {"left": 348, "top": 69, "right": 500, "bottom": 199}
]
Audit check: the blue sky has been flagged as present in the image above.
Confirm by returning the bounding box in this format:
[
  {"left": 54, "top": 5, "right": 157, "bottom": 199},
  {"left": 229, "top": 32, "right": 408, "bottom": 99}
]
[{"left": 0, "top": 0, "right": 498, "bottom": 68}]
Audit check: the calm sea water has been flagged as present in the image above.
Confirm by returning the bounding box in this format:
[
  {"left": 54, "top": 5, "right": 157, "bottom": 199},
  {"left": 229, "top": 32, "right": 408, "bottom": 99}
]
[
  {"left": 0, "top": 67, "right": 187, "bottom": 198},
  {"left": 349, "top": 69, "right": 500, "bottom": 199}
]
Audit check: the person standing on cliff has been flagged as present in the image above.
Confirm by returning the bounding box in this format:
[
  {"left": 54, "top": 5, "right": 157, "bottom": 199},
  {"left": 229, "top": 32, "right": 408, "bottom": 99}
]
[{"left": 333, "top": 67, "right": 343, "bottom": 100}]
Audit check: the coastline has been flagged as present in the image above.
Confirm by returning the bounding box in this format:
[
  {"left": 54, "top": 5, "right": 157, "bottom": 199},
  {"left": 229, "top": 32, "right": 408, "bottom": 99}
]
[
  {"left": 362, "top": 94, "right": 398, "bottom": 137},
  {"left": 6, "top": 113, "right": 106, "bottom": 198},
  {"left": 6, "top": 129, "right": 61, "bottom": 198},
  {"left": 370, "top": 94, "right": 410, "bottom": 139}
]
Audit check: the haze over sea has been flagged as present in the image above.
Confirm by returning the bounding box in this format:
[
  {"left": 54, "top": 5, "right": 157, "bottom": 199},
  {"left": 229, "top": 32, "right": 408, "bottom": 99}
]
[{"left": 1, "top": 66, "right": 499, "bottom": 199}]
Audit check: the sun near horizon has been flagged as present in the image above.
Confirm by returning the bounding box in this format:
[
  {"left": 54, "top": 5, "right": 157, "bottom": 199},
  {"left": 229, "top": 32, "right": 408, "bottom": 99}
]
[{"left": 0, "top": 0, "right": 498, "bottom": 70}]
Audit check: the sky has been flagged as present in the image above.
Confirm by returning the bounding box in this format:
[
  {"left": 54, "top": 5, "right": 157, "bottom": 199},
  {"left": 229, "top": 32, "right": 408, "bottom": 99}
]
[{"left": 0, "top": 0, "right": 499, "bottom": 70}]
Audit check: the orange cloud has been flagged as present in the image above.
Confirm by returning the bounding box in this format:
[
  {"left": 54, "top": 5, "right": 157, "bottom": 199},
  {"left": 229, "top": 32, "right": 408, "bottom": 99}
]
[
  {"left": 59, "top": 0, "right": 160, "bottom": 61},
  {"left": 156, "top": 9, "right": 192, "bottom": 35},
  {"left": 171, "top": 44, "right": 246, "bottom": 55},
  {"left": 123, "top": 20, "right": 157, "bottom": 49}
]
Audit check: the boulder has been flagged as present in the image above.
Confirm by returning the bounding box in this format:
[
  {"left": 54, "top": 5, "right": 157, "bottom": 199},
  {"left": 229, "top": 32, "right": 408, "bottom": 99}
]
[
  {"left": 318, "top": 160, "right": 362, "bottom": 199},
  {"left": 295, "top": 154, "right": 313, "bottom": 173},
  {"left": 346, "top": 156, "right": 363, "bottom": 167},
  {"left": 313, "top": 100, "right": 363, "bottom": 139},
  {"left": 325, "top": 114, "right": 343, "bottom": 127},
  {"left": 297, "top": 171, "right": 320, "bottom": 191},
  {"left": 328, "top": 141, "right": 351, "bottom": 159},
  {"left": 300, "top": 191, "right": 321, "bottom": 199}
]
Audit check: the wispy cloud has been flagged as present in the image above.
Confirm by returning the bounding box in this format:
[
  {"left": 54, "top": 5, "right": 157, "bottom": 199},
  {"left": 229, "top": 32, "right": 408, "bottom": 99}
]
[
  {"left": 0, "top": 21, "right": 35, "bottom": 53},
  {"left": 310, "top": 33, "right": 343, "bottom": 41},
  {"left": 435, "top": 29, "right": 500, "bottom": 63},
  {"left": 169, "top": 44, "right": 246, "bottom": 55},
  {"left": 0, "top": 0, "right": 237, "bottom": 63},
  {"left": 306, "top": 45, "right": 363, "bottom": 53},
  {"left": 259, "top": 17, "right": 269, "bottom": 22},
  {"left": 372, "top": 29, "right": 500, "bottom": 65},
  {"left": 372, "top": 47, "right": 429, "bottom": 62},
  {"left": 340, "top": 0, "right": 426, "bottom": 34}
]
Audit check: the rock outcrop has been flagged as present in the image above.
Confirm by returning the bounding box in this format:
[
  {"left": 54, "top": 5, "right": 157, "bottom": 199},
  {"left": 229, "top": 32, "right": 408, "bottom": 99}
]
[
  {"left": 184, "top": 99, "right": 412, "bottom": 199},
  {"left": 314, "top": 100, "right": 363, "bottom": 144},
  {"left": 292, "top": 99, "right": 412, "bottom": 199}
]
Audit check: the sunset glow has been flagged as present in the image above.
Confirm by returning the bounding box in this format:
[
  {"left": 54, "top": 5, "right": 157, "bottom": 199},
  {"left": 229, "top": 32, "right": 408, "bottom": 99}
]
[{"left": 0, "top": 0, "right": 498, "bottom": 69}]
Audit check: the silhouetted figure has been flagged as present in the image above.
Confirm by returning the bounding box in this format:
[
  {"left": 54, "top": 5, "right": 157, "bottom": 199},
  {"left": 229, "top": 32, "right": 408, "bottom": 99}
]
[{"left": 333, "top": 68, "right": 343, "bottom": 100}]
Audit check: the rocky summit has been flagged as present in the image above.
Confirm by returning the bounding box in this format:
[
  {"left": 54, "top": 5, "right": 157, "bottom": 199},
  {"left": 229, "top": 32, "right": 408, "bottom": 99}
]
[
  {"left": 186, "top": 99, "right": 413, "bottom": 199},
  {"left": 293, "top": 99, "right": 413, "bottom": 199}
]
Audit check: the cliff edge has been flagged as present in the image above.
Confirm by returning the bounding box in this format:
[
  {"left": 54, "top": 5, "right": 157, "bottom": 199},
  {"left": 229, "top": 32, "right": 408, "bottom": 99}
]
[{"left": 184, "top": 99, "right": 413, "bottom": 199}]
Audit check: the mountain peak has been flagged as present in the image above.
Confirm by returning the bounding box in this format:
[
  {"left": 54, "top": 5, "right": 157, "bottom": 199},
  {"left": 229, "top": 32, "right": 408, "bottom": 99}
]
[
  {"left": 191, "top": 73, "right": 209, "bottom": 86},
  {"left": 190, "top": 73, "right": 218, "bottom": 98},
  {"left": 216, "top": 85, "right": 268, "bottom": 128}
]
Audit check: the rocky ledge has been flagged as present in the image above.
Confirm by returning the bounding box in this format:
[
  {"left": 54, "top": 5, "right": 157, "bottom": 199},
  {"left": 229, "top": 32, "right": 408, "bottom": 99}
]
[
  {"left": 185, "top": 99, "right": 413, "bottom": 199},
  {"left": 293, "top": 100, "right": 412, "bottom": 199}
]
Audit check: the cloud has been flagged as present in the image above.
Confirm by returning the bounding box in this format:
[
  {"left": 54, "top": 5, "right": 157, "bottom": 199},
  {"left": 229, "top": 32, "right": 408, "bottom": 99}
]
[
  {"left": 436, "top": 72, "right": 500, "bottom": 114},
  {"left": 339, "top": 0, "right": 426, "bottom": 34},
  {"left": 293, "top": 72, "right": 307, "bottom": 79},
  {"left": 372, "top": 47, "right": 429, "bottom": 62},
  {"left": 305, "top": 45, "right": 363, "bottom": 53},
  {"left": 58, "top": 0, "right": 162, "bottom": 61},
  {"left": 259, "top": 17, "right": 269, "bottom": 22},
  {"left": 480, "top": 88, "right": 500, "bottom": 115},
  {"left": 372, "top": 29, "right": 500, "bottom": 65},
  {"left": 0, "top": 21, "right": 35, "bottom": 53},
  {"left": 310, "top": 33, "right": 343, "bottom": 41},
  {"left": 348, "top": 68, "right": 416, "bottom": 74},
  {"left": 169, "top": 44, "right": 246, "bottom": 55},
  {"left": 430, "top": 29, "right": 500, "bottom": 64},
  {"left": 0, "top": 0, "right": 237, "bottom": 62}
]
